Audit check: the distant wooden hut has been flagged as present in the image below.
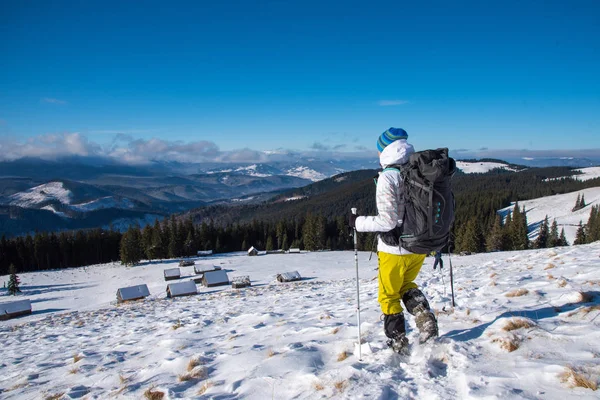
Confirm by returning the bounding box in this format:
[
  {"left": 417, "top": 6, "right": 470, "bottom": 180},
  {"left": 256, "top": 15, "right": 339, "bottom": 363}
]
[
  {"left": 287, "top": 248, "right": 301, "bottom": 254},
  {"left": 247, "top": 246, "right": 259, "bottom": 256},
  {"left": 203, "top": 270, "right": 229, "bottom": 287},
  {"left": 164, "top": 268, "right": 181, "bottom": 281},
  {"left": 179, "top": 260, "right": 195, "bottom": 267},
  {"left": 276, "top": 271, "right": 302, "bottom": 283},
  {"left": 231, "top": 275, "right": 251, "bottom": 289},
  {"left": 116, "top": 284, "right": 150, "bottom": 303},
  {"left": 194, "top": 265, "right": 221, "bottom": 275},
  {"left": 197, "top": 250, "right": 213, "bottom": 257},
  {"left": 266, "top": 249, "right": 284, "bottom": 254},
  {"left": 166, "top": 281, "right": 198, "bottom": 298},
  {"left": 0, "top": 299, "right": 32, "bottom": 320}
]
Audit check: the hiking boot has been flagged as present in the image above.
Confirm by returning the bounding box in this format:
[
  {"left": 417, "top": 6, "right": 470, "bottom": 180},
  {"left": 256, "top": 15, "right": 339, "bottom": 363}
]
[
  {"left": 386, "top": 333, "right": 409, "bottom": 355},
  {"left": 383, "top": 313, "right": 409, "bottom": 354},
  {"left": 413, "top": 304, "right": 438, "bottom": 344}
]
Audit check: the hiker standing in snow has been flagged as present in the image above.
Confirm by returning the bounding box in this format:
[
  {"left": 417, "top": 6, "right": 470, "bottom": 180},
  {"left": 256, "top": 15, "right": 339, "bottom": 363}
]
[{"left": 349, "top": 128, "right": 439, "bottom": 353}]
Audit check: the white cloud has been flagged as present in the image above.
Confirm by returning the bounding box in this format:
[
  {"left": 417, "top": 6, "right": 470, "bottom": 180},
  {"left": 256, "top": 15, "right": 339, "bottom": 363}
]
[
  {"left": 41, "top": 98, "right": 67, "bottom": 105},
  {"left": 378, "top": 100, "right": 409, "bottom": 106}
]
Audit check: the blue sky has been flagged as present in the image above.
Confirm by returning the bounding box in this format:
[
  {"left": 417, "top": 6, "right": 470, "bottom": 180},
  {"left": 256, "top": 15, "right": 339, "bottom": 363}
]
[{"left": 1, "top": 0, "right": 599, "bottom": 162}]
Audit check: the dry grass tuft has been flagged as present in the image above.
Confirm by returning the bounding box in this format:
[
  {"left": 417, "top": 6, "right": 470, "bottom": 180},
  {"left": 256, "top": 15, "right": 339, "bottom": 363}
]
[
  {"left": 547, "top": 274, "right": 556, "bottom": 280},
  {"left": 331, "top": 327, "right": 340, "bottom": 335},
  {"left": 489, "top": 272, "right": 497, "bottom": 278},
  {"left": 267, "top": 349, "right": 276, "bottom": 358},
  {"left": 119, "top": 374, "right": 129, "bottom": 385},
  {"left": 337, "top": 351, "right": 350, "bottom": 362},
  {"left": 489, "top": 281, "right": 497, "bottom": 287},
  {"left": 178, "top": 367, "right": 207, "bottom": 382},
  {"left": 319, "top": 314, "right": 332, "bottom": 320},
  {"left": 567, "top": 305, "right": 600, "bottom": 318},
  {"left": 197, "top": 381, "right": 214, "bottom": 395},
  {"left": 68, "top": 367, "right": 78, "bottom": 374},
  {"left": 503, "top": 318, "right": 535, "bottom": 332},
  {"left": 73, "top": 354, "right": 83, "bottom": 363},
  {"left": 334, "top": 380, "right": 348, "bottom": 392},
  {"left": 9, "top": 383, "right": 28, "bottom": 391},
  {"left": 544, "top": 263, "right": 555, "bottom": 270},
  {"left": 144, "top": 386, "right": 165, "bottom": 400},
  {"left": 559, "top": 367, "right": 598, "bottom": 391},
  {"left": 492, "top": 337, "right": 520, "bottom": 352},
  {"left": 505, "top": 288, "right": 529, "bottom": 297},
  {"left": 313, "top": 381, "right": 325, "bottom": 391},
  {"left": 557, "top": 278, "right": 568, "bottom": 287},
  {"left": 44, "top": 393, "right": 64, "bottom": 400},
  {"left": 577, "top": 291, "right": 595, "bottom": 303},
  {"left": 465, "top": 308, "right": 471, "bottom": 316},
  {"left": 172, "top": 319, "right": 183, "bottom": 330},
  {"left": 187, "top": 357, "right": 202, "bottom": 372}
]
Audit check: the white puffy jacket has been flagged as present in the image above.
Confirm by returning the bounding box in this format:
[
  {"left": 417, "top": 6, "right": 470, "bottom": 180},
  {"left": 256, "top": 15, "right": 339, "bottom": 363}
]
[{"left": 355, "top": 139, "right": 415, "bottom": 255}]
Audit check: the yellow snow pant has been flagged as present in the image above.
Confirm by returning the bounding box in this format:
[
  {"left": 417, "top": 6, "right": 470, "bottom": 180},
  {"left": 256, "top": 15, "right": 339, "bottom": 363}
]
[{"left": 378, "top": 252, "right": 426, "bottom": 315}]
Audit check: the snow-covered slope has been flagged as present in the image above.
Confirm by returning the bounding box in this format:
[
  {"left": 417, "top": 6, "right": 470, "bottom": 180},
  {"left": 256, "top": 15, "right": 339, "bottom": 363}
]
[
  {"left": 456, "top": 160, "right": 517, "bottom": 174},
  {"left": 1, "top": 245, "right": 599, "bottom": 399},
  {"left": 8, "top": 181, "right": 72, "bottom": 207},
  {"left": 574, "top": 167, "right": 600, "bottom": 182},
  {"left": 500, "top": 187, "right": 600, "bottom": 243},
  {"left": 285, "top": 166, "right": 327, "bottom": 182}
]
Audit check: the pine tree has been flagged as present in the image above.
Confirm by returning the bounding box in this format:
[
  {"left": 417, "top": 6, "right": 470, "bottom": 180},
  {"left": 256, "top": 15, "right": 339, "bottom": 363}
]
[
  {"left": 486, "top": 214, "right": 505, "bottom": 252},
  {"left": 572, "top": 194, "right": 581, "bottom": 212},
  {"left": 558, "top": 228, "right": 569, "bottom": 246},
  {"left": 534, "top": 215, "right": 549, "bottom": 249},
  {"left": 510, "top": 203, "right": 529, "bottom": 250},
  {"left": 579, "top": 193, "right": 586, "bottom": 209},
  {"left": 265, "top": 236, "right": 274, "bottom": 251},
  {"left": 573, "top": 221, "right": 586, "bottom": 245},
  {"left": 461, "top": 218, "right": 484, "bottom": 253},
  {"left": 120, "top": 227, "right": 142, "bottom": 266},
  {"left": 548, "top": 219, "right": 559, "bottom": 247},
  {"left": 281, "top": 233, "right": 289, "bottom": 251},
  {"left": 7, "top": 263, "right": 21, "bottom": 295}
]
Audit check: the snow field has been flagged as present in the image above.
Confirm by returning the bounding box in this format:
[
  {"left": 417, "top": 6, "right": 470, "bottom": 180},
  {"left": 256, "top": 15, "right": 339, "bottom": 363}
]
[{"left": 0, "top": 244, "right": 599, "bottom": 399}]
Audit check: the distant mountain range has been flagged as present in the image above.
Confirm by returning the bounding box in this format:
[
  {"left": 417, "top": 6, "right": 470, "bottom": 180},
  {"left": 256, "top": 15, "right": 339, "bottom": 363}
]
[{"left": 0, "top": 156, "right": 598, "bottom": 237}]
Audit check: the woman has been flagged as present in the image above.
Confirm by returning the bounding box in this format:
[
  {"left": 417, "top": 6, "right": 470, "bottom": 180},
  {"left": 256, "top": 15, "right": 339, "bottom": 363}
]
[{"left": 349, "top": 127, "right": 438, "bottom": 353}]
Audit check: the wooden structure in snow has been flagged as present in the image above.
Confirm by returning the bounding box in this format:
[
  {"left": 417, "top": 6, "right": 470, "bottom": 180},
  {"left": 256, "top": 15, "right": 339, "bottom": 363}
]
[
  {"left": 197, "top": 250, "right": 213, "bottom": 257},
  {"left": 166, "top": 281, "right": 197, "bottom": 298},
  {"left": 163, "top": 268, "right": 181, "bottom": 281},
  {"left": 276, "top": 271, "right": 302, "bottom": 283},
  {"left": 194, "top": 265, "right": 221, "bottom": 275},
  {"left": 287, "top": 248, "right": 301, "bottom": 254},
  {"left": 202, "top": 270, "right": 229, "bottom": 287},
  {"left": 116, "top": 284, "right": 150, "bottom": 303},
  {"left": 179, "top": 260, "right": 195, "bottom": 267},
  {"left": 231, "top": 275, "right": 251, "bottom": 289},
  {"left": 247, "top": 246, "right": 259, "bottom": 256},
  {"left": 266, "top": 249, "right": 284, "bottom": 254},
  {"left": 0, "top": 299, "right": 32, "bottom": 320}
]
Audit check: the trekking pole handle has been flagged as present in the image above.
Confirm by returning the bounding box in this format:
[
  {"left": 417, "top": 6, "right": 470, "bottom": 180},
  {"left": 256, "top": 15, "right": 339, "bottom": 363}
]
[{"left": 351, "top": 208, "right": 357, "bottom": 215}]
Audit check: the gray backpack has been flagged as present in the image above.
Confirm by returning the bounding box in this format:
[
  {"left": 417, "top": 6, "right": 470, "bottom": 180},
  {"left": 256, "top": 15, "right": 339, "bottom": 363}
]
[{"left": 385, "top": 148, "right": 456, "bottom": 253}]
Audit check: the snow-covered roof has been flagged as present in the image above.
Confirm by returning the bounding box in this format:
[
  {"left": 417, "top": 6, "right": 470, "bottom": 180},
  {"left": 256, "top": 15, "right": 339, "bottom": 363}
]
[
  {"left": 194, "top": 265, "right": 220, "bottom": 274},
  {"left": 116, "top": 284, "right": 150, "bottom": 302},
  {"left": 166, "top": 281, "right": 197, "bottom": 297},
  {"left": 203, "top": 270, "right": 229, "bottom": 286},
  {"left": 0, "top": 299, "right": 32, "bottom": 318},
  {"left": 277, "top": 271, "right": 301, "bottom": 282},
  {"left": 163, "top": 268, "right": 180, "bottom": 278},
  {"left": 231, "top": 275, "right": 251, "bottom": 284},
  {"left": 288, "top": 248, "right": 301, "bottom": 253},
  {"left": 197, "top": 250, "right": 213, "bottom": 256},
  {"left": 247, "top": 246, "right": 258, "bottom": 254}
]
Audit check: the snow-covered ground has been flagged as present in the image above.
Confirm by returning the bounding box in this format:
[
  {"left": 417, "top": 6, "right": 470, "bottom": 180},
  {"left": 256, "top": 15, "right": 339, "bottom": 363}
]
[
  {"left": 1, "top": 245, "right": 599, "bottom": 399},
  {"left": 9, "top": 182, "right": 72, "bottom": 208},
  {"left": 285, "top": 166, "right": 327, "bottom": 182},
  {"left": 574, "top": 167, "right": 600, "bottom": 182},
  {"left": 456, "top": 161, "right": 517, "bottom": 174},
  {"left": 500, "top": 187, "right": 600, "bottom": 244}
]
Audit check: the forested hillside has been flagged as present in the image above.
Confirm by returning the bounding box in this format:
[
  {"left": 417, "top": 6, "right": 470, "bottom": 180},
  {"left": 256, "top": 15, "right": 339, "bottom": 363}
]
[{"left": 3, "top": 166, "right": 600, "bottom": 275}]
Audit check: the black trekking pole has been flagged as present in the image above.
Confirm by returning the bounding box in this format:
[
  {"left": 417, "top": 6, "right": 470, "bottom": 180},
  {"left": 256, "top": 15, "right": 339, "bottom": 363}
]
[
  {"left": 351, "top": 208, "right": 362, "bottom": 361},
  {"left": 448, "top": 253, "right": 455, "bottom": 307}
]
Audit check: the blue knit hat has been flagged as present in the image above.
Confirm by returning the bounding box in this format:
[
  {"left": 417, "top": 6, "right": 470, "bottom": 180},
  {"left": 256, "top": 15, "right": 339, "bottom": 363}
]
[{"left": 377, "top": 127, "right": 408, "bottom": 152}]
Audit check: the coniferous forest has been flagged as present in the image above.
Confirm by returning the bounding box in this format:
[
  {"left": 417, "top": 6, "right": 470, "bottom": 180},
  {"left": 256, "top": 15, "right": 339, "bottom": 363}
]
[{"left": 1, "top": 166, "right": 600, "bottom": 275}]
